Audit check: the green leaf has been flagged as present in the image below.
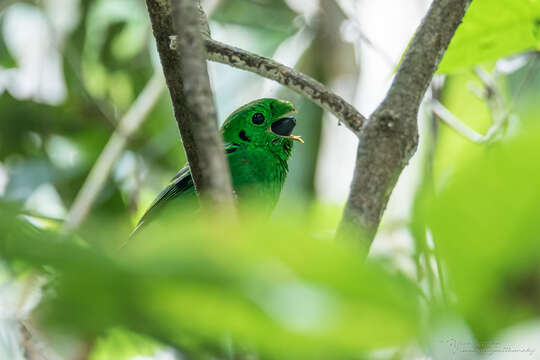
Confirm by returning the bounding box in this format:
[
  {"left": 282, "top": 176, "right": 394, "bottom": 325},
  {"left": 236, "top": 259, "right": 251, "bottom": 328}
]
[
  {"left": 89, "top": 328, "right": 161, "bottom": 360},
  {"left": 0, "top": 204, "right": 421, "bottom": 359},
  {"left": 212, "top": 0, "right": 297, "bottom": 34},
  {"left": 0, "top": 18, "right": 17, "bottom": 68},
  {"left": 427, "top": 125, "right": 540, "bottom": 339},
  {"left": 438, "top": 0, "right": 540, "bottom": 73}
]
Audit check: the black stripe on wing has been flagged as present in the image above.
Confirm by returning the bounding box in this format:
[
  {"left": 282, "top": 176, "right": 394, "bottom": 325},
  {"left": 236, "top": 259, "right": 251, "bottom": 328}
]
[
  {"left": 130, "top": 143, "right": 240, "bottom": 236},
  {"left": 132, "top": 166, "right": 194, "bottom": 234}
]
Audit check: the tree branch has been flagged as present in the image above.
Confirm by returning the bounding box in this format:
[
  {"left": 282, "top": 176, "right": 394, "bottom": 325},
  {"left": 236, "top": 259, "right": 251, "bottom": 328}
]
[
  {"left": 20, "top": 321, "right": 63, "bottom": 360},
  {"left": 337, "top": 0, "right": 473, "bottom": 249},
  {"left": 149, "top": 0, "right": 472, "bottom": 254},
  {"left": 204, "top": 39, "right": 366, "bottom": 134},
  {"left": 169, "top": 4, "right": 367, "bottom": 132},
  {"left": 64, "top": 73, "right": 164, "bottom": 231},
  {"left": 146, "top": 0, "right": 234, "bottom": 209},
  {"left": 431, "top": 99, "right": 510, "bottom": 144}
]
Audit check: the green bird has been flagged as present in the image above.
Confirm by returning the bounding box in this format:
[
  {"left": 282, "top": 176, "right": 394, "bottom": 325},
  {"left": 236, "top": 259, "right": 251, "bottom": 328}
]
[{"left": 133, "top": 98, "right": 302, "bottom": 234}]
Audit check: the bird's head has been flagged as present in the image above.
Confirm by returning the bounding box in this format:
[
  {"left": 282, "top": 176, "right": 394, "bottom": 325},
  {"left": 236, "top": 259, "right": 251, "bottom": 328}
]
[{"left": 221, "top": 98, "right": 303, "bottom": 155}]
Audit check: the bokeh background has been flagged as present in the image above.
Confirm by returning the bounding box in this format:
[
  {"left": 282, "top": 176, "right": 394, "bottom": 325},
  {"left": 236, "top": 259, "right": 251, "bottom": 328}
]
[{"left": 1, "top": 0, "right": 540, "bottom": 359}]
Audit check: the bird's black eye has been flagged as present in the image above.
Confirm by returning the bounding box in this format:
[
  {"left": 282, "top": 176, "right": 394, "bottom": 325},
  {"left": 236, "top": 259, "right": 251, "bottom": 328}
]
[{"left": 251, "top": 112, "right": 265, "bottom": 125}]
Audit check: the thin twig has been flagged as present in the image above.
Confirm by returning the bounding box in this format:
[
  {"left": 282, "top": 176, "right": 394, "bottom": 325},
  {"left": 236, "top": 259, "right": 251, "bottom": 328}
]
[
  {"left": 432, "top": 99, "right": 510, "bottom": 144},
  {"left": 428, "top": 66, "right": 512, "bottom": 145},
  {"left": 427, "top": 81, "right": 449, "bottom": 305},
  {"left": 474, "top": 66, "right": 509, "bottom": 139},
  {"left": 169, "top": 11, "right": 367, "bottom": 134},
  {"left": 432, "top": 100, "right": 484, "bottom": 142},
  {"left": 204, "top": 39, "right": 366, "bottom": 134},
  {"left": 64, "top": 73, "right": 164, "bottom": 231},
  {"left": 20, "top": 321, "right": 63, "bottom": 360}
]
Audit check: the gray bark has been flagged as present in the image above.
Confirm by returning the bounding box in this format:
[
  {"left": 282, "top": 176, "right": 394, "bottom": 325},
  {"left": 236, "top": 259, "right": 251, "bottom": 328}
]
[
  {"left": 205, "top": 39, "right": 366, "bottom": 134},
  {"left": 146, "top": 0, "right": 473, "bottom": 254},
  {"left": 336, "top": 0, "right": 473, "bottom": 250},
  {"left": 146, "top": 0, "right": 234, "bottom": 209}
]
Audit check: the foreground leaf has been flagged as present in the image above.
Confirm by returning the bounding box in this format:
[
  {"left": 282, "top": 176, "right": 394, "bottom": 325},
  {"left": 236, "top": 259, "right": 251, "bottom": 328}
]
[
  {"left": 0, "top": 205, "right": 421, "bottom": 359},
  {"left": 439, "top": 0, "right": 540, "bottom": 73},
  {"left": 428, "top": 126, "right": 540, "bottom": 339}
]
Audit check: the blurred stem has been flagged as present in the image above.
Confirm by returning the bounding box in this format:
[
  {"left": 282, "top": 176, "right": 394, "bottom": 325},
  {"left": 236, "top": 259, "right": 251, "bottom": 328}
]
[
  {"left": 427, "top": 83, "right": 449, "bottom": 305},
  {"left": 432, "top": 99, "right": 510, "bottom": 144},
  {"left": 432, "top": 66, "right": 511, "bottom": 145},
  {"left": 64, "top": 73, "right": 165, "bottom": 231},
  {"left": 333, "top": 0, "right": 395, "bottom": 68},
  {"left": 431, "top": 100, "right": 486, "bottom": 143},
  {"left": 18, "top": 276, "right": 61, "bottom": 360},
  {"left": 411, "top": 81, "right": 449, "bottom": 304},
  {"left": 424, "top": 96, "right": 440, "bottom": 303},
  {"left": 288, "top": 0, "right": 357, "bottom": 197},
  {"left": 20, "top": 320, "right": 63, "bottom": 360},
  {"left": 0, "top": 0, "right": 18, "bottom": 12},
  {"left": 270, "top": 23, "right": 321, "bottom": 200}
]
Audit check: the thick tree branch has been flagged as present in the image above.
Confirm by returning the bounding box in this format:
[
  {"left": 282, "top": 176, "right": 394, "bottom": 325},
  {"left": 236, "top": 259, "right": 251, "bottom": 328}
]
[
  {"left": 204, "top": 39, "right": 366, "bottom": 134},
  {"left": 149, "top": 0, "right": 471, "bottom": 255},
  {"left": 337, "top": 0, "right": 473, "bottom": 249},
  {"left": 146, "top": 0, "right": 234, "bottom": 209}
]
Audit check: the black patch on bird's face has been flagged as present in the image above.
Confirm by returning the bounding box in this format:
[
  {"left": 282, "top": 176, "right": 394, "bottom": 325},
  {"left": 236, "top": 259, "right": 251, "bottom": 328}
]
[{"left": 239, "top": 130, "right": 250, "bottom": 142}]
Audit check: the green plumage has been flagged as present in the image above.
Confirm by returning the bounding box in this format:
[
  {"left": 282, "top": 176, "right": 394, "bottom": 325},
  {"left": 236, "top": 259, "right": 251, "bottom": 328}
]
[{"left": 134, "top": 98, "right": 301, "bottom": 232}]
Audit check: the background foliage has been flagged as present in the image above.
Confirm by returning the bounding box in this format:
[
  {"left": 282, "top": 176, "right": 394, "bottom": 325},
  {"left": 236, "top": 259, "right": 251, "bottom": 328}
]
[{"left": 1, "top": 0, "right": 539, "bottom": 359}]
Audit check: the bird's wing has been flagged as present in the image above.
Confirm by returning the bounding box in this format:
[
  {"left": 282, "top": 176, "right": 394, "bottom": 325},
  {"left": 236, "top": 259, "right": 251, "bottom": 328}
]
[
  {"left": 131, "top": 166, "right": 195, "bottom": 235},
  {"left": 131, "top": 143, "right": 240, "bottom": 236}
]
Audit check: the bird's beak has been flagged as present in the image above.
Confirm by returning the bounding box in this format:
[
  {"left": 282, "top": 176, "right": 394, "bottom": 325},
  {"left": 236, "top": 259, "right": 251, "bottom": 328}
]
[
  {"left": 270, "top": 111, "right": 304, "bottom": 143},
  {"left": 285, "top": 134, "right": 304, "bottom": 143}
]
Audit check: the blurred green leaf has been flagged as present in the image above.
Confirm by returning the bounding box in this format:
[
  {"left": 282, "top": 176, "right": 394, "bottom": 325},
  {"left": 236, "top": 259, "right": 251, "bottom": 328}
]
[
  {"left": 82, "top": 0, "right": 150, "bottom": 107},
  {"left": 0, "top": 11, "right": 17, "bottom": 68},
  {"left": 211, "top": 0, "right": 299, "bottom": 55},
  {"left": 89, "top": 328, "right": 161, "bottom": 360},
  {"left": 439, "top": 0, "right": 540, "bottom": 73},
  {"left": 428, "top": 126, "right": 540, "bottom": 339},
  {"left": 0, "top": 33, "right": 17, "bottom": 68},
  {"left": 0, "top": 204, "right": 421, "bottom": 359},
  {"left": 212, "top": 0, "right": 297, "bottom": 34}
]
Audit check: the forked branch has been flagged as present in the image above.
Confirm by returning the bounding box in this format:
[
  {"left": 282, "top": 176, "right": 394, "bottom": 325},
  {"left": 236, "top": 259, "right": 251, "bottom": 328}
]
[{"left": 146, "top": 0, "right": 473, "bottom": 255}]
